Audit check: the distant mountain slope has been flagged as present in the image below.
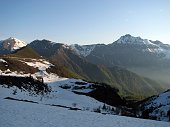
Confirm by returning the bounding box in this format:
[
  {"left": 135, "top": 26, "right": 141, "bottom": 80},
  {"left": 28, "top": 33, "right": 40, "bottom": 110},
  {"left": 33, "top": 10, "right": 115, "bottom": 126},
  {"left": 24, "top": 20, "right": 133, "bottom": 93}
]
[
  {"left": 72, "top": 34, "right": 170, "bottom": 62},
  {"left": 71, "top": 34, "right": 170, "bottom": 86},
  {"left": 29, "top": 39, "right": 164, "bottom": 99},
  {"left": 0, "top": 37, "right": 26, "bottom": 54}
]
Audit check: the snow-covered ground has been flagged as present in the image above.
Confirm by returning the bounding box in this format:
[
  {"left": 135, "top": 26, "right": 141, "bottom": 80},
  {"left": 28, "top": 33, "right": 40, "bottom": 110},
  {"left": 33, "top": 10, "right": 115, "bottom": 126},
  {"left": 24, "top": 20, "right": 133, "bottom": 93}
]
[
  {"left": 0, "top": 99, "right": 169, "bottom": 127},
  {"left": 0, "top": 58, "right": 169, "bottom": 126},
  {"left": 0, "top": 73, "right": 170, "bottom": 126},
  {"left": 23, "top": 59, "right": 54, "bottom": 71},
  {"left": 0, "top": 58, "right": 114, "bottom": 113},
  {"left": 142, "top": 90, "right": 170, "bottom": 121},
  {"left": 0, "top": 76, "right": 111, "bottom": 113}
]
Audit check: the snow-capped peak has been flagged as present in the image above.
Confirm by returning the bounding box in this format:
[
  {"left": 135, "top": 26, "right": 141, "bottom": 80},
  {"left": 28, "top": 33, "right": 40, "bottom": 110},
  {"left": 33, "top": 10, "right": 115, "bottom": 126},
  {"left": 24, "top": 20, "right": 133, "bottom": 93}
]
[
  {"left": 113, "top": 34, "right": 170, "bottom": 58},
  {"left": 2, "top": 37, "right": 26, "bottom": 51},
  {"left": 116, "top": 34, "right": 155, "bottom": 46}
]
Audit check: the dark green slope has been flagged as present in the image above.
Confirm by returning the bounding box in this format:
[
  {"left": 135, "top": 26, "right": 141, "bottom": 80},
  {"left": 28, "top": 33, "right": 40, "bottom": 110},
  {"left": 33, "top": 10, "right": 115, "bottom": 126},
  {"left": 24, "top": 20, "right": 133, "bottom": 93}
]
[
  {"left": 102, "top": 66, "right": 163, "bottom": 99},
  {"left": 10, "top": 46, "right": 41, "bottom": 59},
  {"left": 29, "top": 40, "right": 164, "bottom": 100}
]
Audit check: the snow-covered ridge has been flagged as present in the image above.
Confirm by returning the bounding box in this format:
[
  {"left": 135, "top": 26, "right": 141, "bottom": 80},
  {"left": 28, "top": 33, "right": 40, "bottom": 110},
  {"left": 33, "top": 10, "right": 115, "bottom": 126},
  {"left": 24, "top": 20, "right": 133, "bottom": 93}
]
[
  {"left": 1, "top": 37, "right": 26, "bottom": 51},
  {"left": 114, "top": 34, "right": 170, "bottom": 58},
  {"left": 141, "top": 90, "right": 170, "bottom": 122},
  {"left": 116, "top": 34, "right": 156, "bottom": 46},
  {"left": 70, "top": 44, "right": 96, "bottom": 57},
  {"left": 69, "top": 35, "right": 170, "bottom": 59}
]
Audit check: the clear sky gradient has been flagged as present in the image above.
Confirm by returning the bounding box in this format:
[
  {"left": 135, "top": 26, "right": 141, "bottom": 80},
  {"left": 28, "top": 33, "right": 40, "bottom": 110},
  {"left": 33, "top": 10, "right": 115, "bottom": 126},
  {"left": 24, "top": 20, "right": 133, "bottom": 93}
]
[{"left": 0, "top": 0, "right": 170, "bottom": 44}]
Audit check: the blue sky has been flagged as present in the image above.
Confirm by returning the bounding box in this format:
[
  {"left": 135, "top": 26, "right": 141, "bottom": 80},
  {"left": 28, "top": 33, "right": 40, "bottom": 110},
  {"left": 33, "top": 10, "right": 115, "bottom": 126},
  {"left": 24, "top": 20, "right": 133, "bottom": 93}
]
[{"left": 0, "top": 0, "right": 170, "bottom": 44}]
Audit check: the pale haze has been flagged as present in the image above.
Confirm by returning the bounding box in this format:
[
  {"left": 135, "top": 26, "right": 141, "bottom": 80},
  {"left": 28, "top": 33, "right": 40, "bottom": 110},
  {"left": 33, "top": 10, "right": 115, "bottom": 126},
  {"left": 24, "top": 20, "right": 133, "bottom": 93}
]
[{"left": 0, "top": 0, "right": 170, "bottom": 44}]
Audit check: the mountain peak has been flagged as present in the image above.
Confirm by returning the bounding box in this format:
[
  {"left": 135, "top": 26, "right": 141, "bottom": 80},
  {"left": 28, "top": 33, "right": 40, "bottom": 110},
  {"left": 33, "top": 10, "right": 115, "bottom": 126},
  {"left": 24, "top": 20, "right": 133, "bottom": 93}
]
[
  {"left": 7, "top": 37, "right": 24, "bottom": 42},
  {"left": 8, "top": 37, "right": 15, "bottom": 40},
  {"left": 115, "top": 34, "right": 154, "bottom": 45},
  {"left": 122, "top": 34, "right": 134, "bottom": 38},
  {"left": 8, "top": 37, "right": 17, "bottom": 40},
  {"left": 32, "top": 39, "right": 58, "bottom": 46},
  {"left": 1, "top": 37, "right": 26, "bottom": 52}
]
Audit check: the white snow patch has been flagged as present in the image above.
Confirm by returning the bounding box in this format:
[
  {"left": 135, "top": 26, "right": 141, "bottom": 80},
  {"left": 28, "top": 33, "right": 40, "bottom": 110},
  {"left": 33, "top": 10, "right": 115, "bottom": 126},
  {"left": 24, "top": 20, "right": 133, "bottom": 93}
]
[
  {"left": 71, "top": 44, "right": 96, "bottom": 57},
  {"left": 23, "top": 60, "right": 53, "bottom": 71},
  {"left": 62, "top": 44, "right": 70, "bottom": 49},
  {"left": 0, "top": 59, "right": 7, "bottom": 63}
]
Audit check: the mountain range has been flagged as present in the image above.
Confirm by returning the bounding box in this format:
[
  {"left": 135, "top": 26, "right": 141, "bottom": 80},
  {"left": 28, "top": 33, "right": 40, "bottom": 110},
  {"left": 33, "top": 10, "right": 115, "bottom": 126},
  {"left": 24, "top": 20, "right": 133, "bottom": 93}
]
[
  {"left": 0, "top": 35, "right": 170, "bottom": 99},
  {"left": 71, "top": 34, "right": 170, "bottom": 87},
  {"left": 72, "top": 34, "right": 170, "bottom": 60},
  {"left": 0, "top": 35, "right": 170, "bottom": 122}
]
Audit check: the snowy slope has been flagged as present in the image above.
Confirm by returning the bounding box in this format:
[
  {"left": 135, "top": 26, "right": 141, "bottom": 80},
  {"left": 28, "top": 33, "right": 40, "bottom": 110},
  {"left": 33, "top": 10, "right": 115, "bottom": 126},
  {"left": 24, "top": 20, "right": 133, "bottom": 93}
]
[
  {"left": 0, "top": 57, "right": 114, "bottom": 113},
  {"left": 0, "top": 75, "right": 114, "bottom": 114},
  {"left": 0, "top": 99, "right": 169, "bottom": 127},
  {"left": 140, "top": 90, "right": 170, "bottom": 121},
  {"left": 70, "top": 44, "right": 96, "bottom": 57},
  {"left": 21, "top": 59, "right": 54, "bottom": 77},
  {"left": 0, "top": 55, "right": 125, "bottom": 114}
]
